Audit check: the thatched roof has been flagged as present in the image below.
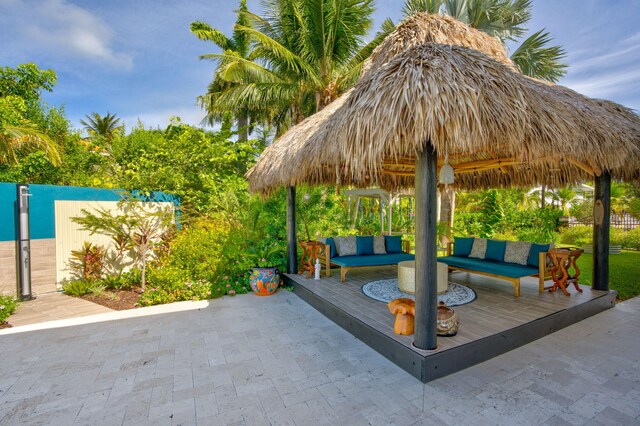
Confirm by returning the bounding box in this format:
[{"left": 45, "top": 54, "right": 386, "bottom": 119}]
[
  {"left": 247, "top": 13, "right": 516, "bottom": 194},
  {"left": 247, "top": 14, "right": 640, "bottom": 195}
]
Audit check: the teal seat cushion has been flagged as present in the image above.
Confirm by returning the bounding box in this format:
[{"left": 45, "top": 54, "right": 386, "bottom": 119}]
[
  {"left": 385, "top": 235, "right": 403, "bottom": 253},
  {"left": 485, "top": 239, "right": 506, "bottom": 262},
  {"left": 439, "top": 256, "right": 537, "bottom": 278},
  {"left": 528, "top": 243, "right": 550, "bottom": 268},
  {"left": 331, "top": 253, "right": 414, "bottom": 267},
  {"left": 356, "top": 236, "right": 374, "bottom": 255},
  {"left": 453, "top": 237, "right": 474, "bottom": 257}
]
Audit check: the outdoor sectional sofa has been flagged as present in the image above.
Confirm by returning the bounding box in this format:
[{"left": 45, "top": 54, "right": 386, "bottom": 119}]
[
  {"left": 439, "top": 237, "right": 553, "bottom": 297},
  {"left": 319, "top": 235, "right": 414, "bottom": 282}
]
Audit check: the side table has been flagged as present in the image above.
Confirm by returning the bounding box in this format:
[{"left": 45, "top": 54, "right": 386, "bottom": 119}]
[
  {"left": 548, "top": 247, "right": 584, "bottom": 296},
  {"left": 299, "top": 240, "right": 324, "bottom": 279}
]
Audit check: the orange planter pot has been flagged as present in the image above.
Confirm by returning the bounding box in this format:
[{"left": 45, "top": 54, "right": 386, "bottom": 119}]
[{"left": 249, "top": 267, "right": 280, "bottom": 296}]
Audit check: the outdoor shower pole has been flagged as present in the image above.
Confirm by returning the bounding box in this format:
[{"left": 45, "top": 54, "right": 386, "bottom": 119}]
[
  {"left": 286, "top": 186, "right": 298, "bottom": 274},
  {"left": 593, "top": 171, "right": 611, "bottom": 291},
  {"left": 16, "top": 184, "right": 32, "bottom": 300},
  {"left": 414, "top": 144, "right": 438, "bottom": 350}
]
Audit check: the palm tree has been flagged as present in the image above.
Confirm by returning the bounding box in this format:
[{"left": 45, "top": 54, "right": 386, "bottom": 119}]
[
  {"left": 191, "top": 0, "right": 255, "bottom": 141},
  {"left": 195, "top": 0, "right": 394, "bottom": 135},
  {"left": 80, "top": 112, "right": 122, "bottom": 142},
  {"left": 552, "top": 187, "right": 577, "bottom": 215},
  {"left": 0, "top": 122, "right": 60, "bottom": 166},
  {"left": 402, "top": 0, "right": 567, "bottom": 82},
  {"left": 0, "top": 96, "right": 60, "bottom": 165}
]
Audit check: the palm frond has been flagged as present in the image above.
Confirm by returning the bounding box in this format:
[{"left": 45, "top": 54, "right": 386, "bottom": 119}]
[
  {"left": 510, "top": 29, "right": 567, "bottom": 82},
  {"left": 190, "top": 21, "right": 235, "bottom": 50},
  {"left": 402, "top": 0, "right": 444, "bottom": 15}
]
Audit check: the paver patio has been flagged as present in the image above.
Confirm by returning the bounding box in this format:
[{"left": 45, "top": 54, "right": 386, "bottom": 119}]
[
  {"left": 0, "top": 291, "right": 638, "bottom": 425},
  {"left": 7, "top": 292, "right": 113, "bottom": 327}
]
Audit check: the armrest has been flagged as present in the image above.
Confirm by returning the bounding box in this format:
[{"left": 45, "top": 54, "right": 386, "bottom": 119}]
[
  {"left": 402, "top": 239, "right": 411, "bottom": 253},
  {"left": 539, "top": 251, "right": 552, "bottom": 274},
  {"left": 447, "top": 242, "right": 454, "bottom": 256}
]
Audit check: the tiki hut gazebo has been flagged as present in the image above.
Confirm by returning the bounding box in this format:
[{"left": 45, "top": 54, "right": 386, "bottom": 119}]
[{"left": 247, "top": 14, "right": 640, "bottom": 351}]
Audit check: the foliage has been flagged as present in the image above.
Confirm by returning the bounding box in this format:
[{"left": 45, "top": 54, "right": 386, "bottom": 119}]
[
  {"left": 79, "top": 112, "right": 123, "bottom": 142},
  {"left": 401, "top": 0, "right": 567, "bottom": 83},
  {"left": 113, "top": 120, "right": 259, "bottom": 215},
  {"left": 193, "top": 0, "right": 394, "bottom": 135},
  {"left": 62, "top": 279, "right": 93, "bottom": 296},
  {"left": 558, "top": 225, "right": 592, "bottom": 247},
  {"left": 138, "top": 268, "right": 211, "bottom": 306},
  {"left": 69, "top": 242, "right": 106, "bottom": 281},
  {"left": 99, "top": 268, "right": 141, "bottom": 291},
  {"left": 71, "top": 198, "right": 175, "bottom": 290},
  {"left": 0, "top": 295, "right": 18, "bottom": 322}
]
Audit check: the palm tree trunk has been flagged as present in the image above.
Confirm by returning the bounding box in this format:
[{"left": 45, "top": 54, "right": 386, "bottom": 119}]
[{"left": 237, "top": 114, "right": 249, "bottom": 142}]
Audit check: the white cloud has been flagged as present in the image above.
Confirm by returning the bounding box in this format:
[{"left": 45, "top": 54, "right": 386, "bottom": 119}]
[
  {"left": 4, "top": 0, "right": 133, "bottom": 69},
  {"left": 564, "top": 67, "right": 640, "bottom": 99}
]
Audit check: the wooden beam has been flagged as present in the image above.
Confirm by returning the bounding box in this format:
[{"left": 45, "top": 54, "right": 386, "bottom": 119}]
[{"left": 569, "top": 159, "right": 602, "bottom": 177}]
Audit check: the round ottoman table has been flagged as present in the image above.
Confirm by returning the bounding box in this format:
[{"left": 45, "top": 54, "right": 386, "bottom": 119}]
[{"left": 397, "top": 261, "right": 448, "bottom": 294}]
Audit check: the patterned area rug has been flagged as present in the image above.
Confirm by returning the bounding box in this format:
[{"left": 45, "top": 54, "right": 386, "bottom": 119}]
[{"left": 362, "top": 279, "right": 477, "bottom": 306}]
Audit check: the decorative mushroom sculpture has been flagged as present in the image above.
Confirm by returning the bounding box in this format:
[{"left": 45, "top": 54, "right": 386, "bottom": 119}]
[{"left": 387, "top": 298, "right": 416, "bottom": 335}]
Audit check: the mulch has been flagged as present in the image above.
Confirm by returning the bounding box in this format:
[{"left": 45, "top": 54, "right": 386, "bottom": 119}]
[
  {"left": 0, "top": 321, "right": 11, "bottom": 329},
  {"left": 79, "top": 289, "right": 141, "bottom": 311}
]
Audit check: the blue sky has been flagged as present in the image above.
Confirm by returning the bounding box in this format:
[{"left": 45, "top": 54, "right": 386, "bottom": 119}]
[{"left": 1, "top": 0, "right": 639, "bottom": 132}]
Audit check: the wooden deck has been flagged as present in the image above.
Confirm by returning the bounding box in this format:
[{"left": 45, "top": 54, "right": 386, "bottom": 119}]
[{"left": 285, "top": 265, "right": 616, "bottom": 382}]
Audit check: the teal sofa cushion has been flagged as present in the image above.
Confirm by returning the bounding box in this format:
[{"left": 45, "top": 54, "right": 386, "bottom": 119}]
[
  {"left": 385, "top": 235, "right": 403, "bottom": 253},
  {"left": 528, "top": 243, "right": 550, "bottom": 268},
  {"left": 453, "top": 237, "right": 474, "bottom": 257},
  {"left": 331, "top": 253, "right": 414, "bottom": 267},
  {"left": 356, "top": 236, "right": 374, "bottom": 255},
  {"left": 321, "top": 237, "right": 337, "bottom": 258},
  {"left": 485, "top": 239, "right": 506, "bottom": 262},
  {"left": 439, "top": 256, "right": 538, "bottom": 278}
]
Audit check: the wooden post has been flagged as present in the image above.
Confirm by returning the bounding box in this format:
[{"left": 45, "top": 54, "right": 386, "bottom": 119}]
[
  {"left": 286, "top": 186, "right": 298, "bottom": 274},
  {"left": 593, "top": 171, "right": 611, "bottom": 291},
  {"left": 414, "top": 143, "right": 438, "bottom": 350}
]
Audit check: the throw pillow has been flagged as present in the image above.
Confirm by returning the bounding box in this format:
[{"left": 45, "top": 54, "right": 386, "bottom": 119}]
[
  {"left": 504, "top": 241, "right": 532, "bottom": 265},
  {"left": 527, "top": 243, "right": 551, "bottom": 268},
  {"left": 318, "top": 237, "right": 337, "bottom": 258},
  {"left": 468, "top": 238, "right": 487, "bottom": 259},
  {"left": 356, "top": 236, "right": 374, "bottom": 255},
  {"left": 453, "top": 237, "right": 474, "bottom": 257},
  {"left": 385, "top": 235, "right": 403, "bottom": 253},
  {"left": 335, "top": 236, "right": 357, "bottom": 256},
  {"left": 485, "top": 239, "right": 507, "bottom": 262},
  {"left": 373, "top": 236, "right": 386, "bottom": 254}
]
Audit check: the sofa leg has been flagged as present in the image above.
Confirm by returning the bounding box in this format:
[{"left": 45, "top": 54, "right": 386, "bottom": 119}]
[
  {"left": 513, "top": 279, "right": 520, "bottom": 297},
  {"left": 341, "top": 267, "right": 347, "bottom": 282},
  {"left": 325, "top": 264, "right": 331, "bottom": 278},
  {"left": 538, "top": 275, "right": 545, "bottom": 293}
]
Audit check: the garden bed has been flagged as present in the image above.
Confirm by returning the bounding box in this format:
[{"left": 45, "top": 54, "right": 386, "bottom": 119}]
[{"left": 79, "top": 289, "right": 140, "bottom": 311}]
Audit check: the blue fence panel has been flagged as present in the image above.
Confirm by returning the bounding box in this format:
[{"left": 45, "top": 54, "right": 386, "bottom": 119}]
[
  {"left": 0, "top": 183, "right": 180, "bottom": 242},
  {"left": 0, "top": 182, "right": 17, "bottom": 242}
]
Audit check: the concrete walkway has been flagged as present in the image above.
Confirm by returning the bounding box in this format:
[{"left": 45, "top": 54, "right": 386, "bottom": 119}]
[
  {"left": 7, "top": 292, "right": 113, "bottom": 327},
  {"left": 0, "top": 291, "right": 638, "bottom": 425}
]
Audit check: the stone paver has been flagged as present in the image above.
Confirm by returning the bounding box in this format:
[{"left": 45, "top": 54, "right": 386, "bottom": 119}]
[
  {"left": 7, "top": 292, "right": 113, "bottom": 327},
  {"left": 0, "top": 291, "right": 638, "bottom": 425}
]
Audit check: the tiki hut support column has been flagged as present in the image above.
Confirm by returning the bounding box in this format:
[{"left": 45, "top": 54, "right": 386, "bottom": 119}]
[
  {"left": 414, "top": 144, "right": 438, "bottom": 350},
  {"left": 593, "top": 171, "right": 611, "bottom": 291},
  {"left": 286, "top": 186, "right": 298, "bottom": 274}
]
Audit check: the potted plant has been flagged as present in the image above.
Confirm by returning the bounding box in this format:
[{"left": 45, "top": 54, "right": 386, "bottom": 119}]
[{"left": 244, "top": 242, "right": 285, "bottom": 296}]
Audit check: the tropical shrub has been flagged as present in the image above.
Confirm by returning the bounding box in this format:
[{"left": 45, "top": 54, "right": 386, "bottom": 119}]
[
  {"left": 558, "top": 225, "right": 592, "bottom": 246},
  {"left": 139, "top": 267, "right": 212, "bottom": 306},
  {"left": 62, "top": 279, "right": 93, "bottom": 296},
  {"left": 0, "top": 295, "right": 17, "bottom": 322},
  {"left": 69, "top": 241, "right": 105, "bottom": 280}
]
